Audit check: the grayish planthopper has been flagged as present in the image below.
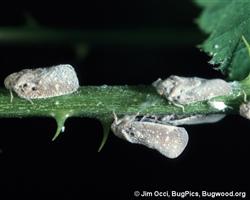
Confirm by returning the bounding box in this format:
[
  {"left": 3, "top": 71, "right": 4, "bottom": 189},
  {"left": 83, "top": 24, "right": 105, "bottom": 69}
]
[
  {"left": 111, "top": 113, "right": 189, "bottom": 159},
  {"left": 4, "top": 64, "right": 79, "bottom": 102},
  {"left": 152, "top": 75, "right": 233, "bottom": 107}
]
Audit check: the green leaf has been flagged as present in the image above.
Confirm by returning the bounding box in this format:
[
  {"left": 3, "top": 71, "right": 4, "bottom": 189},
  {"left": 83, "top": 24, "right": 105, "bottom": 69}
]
[{"left": 195, "top": 0, "right": 250, "bottom": 81}]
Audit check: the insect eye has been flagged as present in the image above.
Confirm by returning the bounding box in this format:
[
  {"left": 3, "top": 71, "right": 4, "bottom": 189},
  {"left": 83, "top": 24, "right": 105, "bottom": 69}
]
[
  {"left": 23, "top": 83, "right": 28, "bottom": 88},
  {"left": 32, "top": 87, "right": 37, "bottom": 91},
  {"left": 130, "top": 132, "right": 135, "bottom": 137}
]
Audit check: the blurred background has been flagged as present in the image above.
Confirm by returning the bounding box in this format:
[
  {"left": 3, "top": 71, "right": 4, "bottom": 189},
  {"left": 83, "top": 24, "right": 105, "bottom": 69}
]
[{"left": 0, "top": 1, "right": 249, "bottom": 198}]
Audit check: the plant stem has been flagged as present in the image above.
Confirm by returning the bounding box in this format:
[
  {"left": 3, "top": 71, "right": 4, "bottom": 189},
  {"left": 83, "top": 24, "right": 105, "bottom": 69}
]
[
  {"left": 0, "top": 85, "right": 244, "bottom": 118},
  {"left": 0, "top": 84, "right": 245, "bottom": 141}
]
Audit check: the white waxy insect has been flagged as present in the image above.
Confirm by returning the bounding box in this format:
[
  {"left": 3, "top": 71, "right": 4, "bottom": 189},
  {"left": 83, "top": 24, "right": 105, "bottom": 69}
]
[
  {"left": 142, "top": 114, "right": 225, "bottom": 126},
  {"left": 111, "top": 113, "right": 189, "bottom": 159},
  {"left": 239, "top": 101, "right": 250, "bottom": 120},
  {"left": 152, "top": 75, "right": 232, "bottom": 105},
  {"left": 4, "top": 64, "right": 79, "bottom": 102},
  {"left": 208, "top": 101, "right": 228, "bottom": 111}
]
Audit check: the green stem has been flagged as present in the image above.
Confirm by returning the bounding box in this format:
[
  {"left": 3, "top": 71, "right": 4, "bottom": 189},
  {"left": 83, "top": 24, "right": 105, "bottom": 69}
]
[
  {"left": 0, "top": 84, "right": 245, "bottom": 118},
  {"left": 0, "top": 84, "right": 246, "bottom": 142}
]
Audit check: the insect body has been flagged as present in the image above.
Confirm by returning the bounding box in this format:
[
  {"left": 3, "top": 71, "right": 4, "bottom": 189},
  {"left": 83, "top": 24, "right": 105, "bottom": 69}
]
[
  {"left": 239, "top": 101, "right": 250, "bottom": 120},
  {"left": 4, "top": 64, "right": 79, "bottom": 102},
  {"left": 208, "top": 101, "right": 229, "bottom": 111},
  {"left": 152, "top": 75, "right": 232, "bottom": 105},
  {"left": 111, "top": 114, "right": 189, "bottom": 159}
]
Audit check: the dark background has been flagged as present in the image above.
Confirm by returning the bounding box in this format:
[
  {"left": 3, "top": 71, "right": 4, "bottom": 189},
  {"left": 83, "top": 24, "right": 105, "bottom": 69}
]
[{"left": 0, "top": 1, "right": 249, "bottom": 199}]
